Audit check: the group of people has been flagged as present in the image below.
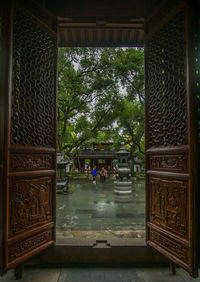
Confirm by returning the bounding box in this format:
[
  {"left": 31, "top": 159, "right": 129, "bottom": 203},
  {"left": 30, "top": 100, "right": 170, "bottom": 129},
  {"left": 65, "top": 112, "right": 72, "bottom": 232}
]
[{"left": 91, "top": 167, "right": 107, "bottom": 183}]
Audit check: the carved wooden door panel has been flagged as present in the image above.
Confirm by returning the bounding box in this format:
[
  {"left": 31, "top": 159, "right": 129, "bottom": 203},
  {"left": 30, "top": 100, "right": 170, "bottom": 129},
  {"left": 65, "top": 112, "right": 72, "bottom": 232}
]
[
  {"left": 0, "top": 0, "right": 57, "bottom": 273},
  {"left": 145, "top": 0, "right": 199, "bottom": 277}
]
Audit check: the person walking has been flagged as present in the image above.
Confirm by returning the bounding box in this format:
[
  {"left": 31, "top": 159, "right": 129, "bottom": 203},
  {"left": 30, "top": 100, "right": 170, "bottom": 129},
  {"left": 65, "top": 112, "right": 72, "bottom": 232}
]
[
  {"left": 100, "top": 167, "right": 107, "bottom": 183},
  {"left": 91, "top": 167, "right": 97, "bottom": 184}
]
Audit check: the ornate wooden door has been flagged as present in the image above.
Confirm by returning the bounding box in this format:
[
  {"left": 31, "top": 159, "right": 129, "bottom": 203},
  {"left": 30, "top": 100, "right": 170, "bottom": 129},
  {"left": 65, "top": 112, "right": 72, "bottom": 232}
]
[
  {"left": 145, "top": 0, "right": 199, "bottom": 277},
  {"left": 0, "top": 0, "right": 57, "bottom": 273}
]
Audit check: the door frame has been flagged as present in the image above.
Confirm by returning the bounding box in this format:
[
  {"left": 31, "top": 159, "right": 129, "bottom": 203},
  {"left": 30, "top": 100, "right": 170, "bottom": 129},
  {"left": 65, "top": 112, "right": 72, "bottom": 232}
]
[
  {"left": 0, "top": 0, "right": 199, "bottom": 272},
  {"left": 36, "top": 0, "right": 200, "bottom": 269}
]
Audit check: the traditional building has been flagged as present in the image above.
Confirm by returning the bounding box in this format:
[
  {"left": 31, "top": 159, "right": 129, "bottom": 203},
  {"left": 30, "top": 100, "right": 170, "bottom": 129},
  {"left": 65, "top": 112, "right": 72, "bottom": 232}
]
[
  {"left": 73, "top": 142, "right": 117, "bottom": 171},
  {"left": 73, "top": 143, "right": 144, "bottom": 173}
]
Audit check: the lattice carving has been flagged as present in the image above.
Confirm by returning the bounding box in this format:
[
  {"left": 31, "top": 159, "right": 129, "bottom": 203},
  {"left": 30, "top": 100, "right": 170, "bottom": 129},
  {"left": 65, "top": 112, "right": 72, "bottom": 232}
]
[
  {"left": 11, "top": 9, "right": 56, "bottom": 147},
  {"left": 150, "top": 230, "right": 188, "bottom": 263},
  {"left": 9, "top": 177, "right": 52, "bottom": 237},
  {"left": 8, "top": 230, "right": 52, "bottom": 262},
  {"left": 10, "top": 153, "right": 53, "bottom": 171},
  {"left": 146, "top": 11, "right": 187, "bottom": 148},
  {"left": 150, "top": 177, "right": 187, "bottom": 237},
  {"left": 150, "top": 154, "right": 188, "bottom": 172}
]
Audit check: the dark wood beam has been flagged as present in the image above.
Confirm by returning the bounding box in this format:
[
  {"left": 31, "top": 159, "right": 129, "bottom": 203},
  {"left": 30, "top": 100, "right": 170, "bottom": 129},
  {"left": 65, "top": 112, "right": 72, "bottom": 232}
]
[{"left": 46, "top": 0, "right": 146, "bottom": 19}]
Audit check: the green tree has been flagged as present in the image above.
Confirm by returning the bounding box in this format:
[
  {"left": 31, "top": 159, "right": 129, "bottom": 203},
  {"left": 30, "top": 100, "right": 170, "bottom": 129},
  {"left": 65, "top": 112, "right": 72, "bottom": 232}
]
[
  {"left": 116, "top": 99, "right": 145, "bottom": 159},
  {"left": 57, "top": 47, "right": 144, "bottom": 159}
]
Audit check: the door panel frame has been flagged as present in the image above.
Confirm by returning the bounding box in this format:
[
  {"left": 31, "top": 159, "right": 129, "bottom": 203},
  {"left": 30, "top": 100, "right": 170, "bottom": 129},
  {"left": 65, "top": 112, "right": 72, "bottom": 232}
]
[
  {"left": 185, "top": 0, "right": 199, "bottom": 274},
  {"left": 0, "top": 0, "right": 58, "bottom": 273},
  {"left": 0, "top": 0, "right": 199, "bottom": 275},
  {"left": 145, "top": 0, "right": 199, "bottom": 277},
  {"left": 0, "top": 0, "right": 13, "bottom": 274}
]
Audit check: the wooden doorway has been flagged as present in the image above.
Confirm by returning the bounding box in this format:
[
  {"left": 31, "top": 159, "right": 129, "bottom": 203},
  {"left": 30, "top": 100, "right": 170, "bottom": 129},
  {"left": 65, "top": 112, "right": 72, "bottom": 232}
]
[{"left": 0, "top": 0, "right": 199, "bottom": 278}]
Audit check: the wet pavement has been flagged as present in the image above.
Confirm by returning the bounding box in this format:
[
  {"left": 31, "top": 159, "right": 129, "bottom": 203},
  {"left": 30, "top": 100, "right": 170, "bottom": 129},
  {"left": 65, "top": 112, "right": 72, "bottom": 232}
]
[{"left": 56, "top": 176, "right": 145, "bottom": 239}]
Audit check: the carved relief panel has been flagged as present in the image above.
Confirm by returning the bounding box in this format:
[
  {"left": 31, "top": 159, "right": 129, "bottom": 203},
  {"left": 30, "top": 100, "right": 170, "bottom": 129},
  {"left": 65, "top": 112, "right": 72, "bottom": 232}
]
[
  {"left": 9, "top": 177, "right": 52, "bottom": 237},
  {"left": 10, "top": 153, "right": 53, "bottom": 172},
  {"left": 150, "top": 230, "right": 189, "bottom": 265},
  {"left": 8, "top": 230, "right": 52, "bottom": 263},
  {"left": 150, "top": 177, "right": 188, "bottom": 238},
  {"left": 150, "top": 154, "right": 188, "bottom": 172}
]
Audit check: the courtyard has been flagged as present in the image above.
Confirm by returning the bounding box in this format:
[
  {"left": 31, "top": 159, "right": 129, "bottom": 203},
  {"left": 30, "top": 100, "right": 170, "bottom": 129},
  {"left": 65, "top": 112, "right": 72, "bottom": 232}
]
[{"left": 56, "top": 177, "right": 145, "bottom": 242}]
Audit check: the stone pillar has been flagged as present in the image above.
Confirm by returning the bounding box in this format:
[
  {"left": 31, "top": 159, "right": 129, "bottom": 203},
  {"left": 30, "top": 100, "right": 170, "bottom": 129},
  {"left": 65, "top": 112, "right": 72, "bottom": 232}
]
[
  {"left": 94, "top": 159, "right": 98, "bottom": 169},
  {"left": 80, "top": 159, "right": 85, "bottom": 172},
  {"left": 90, "top": 159, "right": 94, "bottom": 169}
]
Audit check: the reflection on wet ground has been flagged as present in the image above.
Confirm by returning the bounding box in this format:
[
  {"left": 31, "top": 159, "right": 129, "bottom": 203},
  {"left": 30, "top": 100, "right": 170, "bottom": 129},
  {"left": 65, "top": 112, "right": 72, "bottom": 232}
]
[{"left": 56, "top": 177, "right": 145, "bottom": 240}]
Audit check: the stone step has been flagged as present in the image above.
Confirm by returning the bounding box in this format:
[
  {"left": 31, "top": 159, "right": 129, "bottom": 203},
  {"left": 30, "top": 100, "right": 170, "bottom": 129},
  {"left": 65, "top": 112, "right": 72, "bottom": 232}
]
[
  {"left": 114, "top": 189, "right": 132, "bottom": 195},
  {"left": 114, "top": 187, "right": 132, "bottom": 192}
]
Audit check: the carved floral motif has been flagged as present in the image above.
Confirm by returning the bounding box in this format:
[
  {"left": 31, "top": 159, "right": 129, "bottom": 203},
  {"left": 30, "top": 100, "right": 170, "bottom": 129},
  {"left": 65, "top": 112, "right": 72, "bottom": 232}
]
[
  {"left": 150, "top": 177, "right": 187, "bottom": 237},
  {"left": 10, "top": 154, "right": 52, "bottom": 171},
  {"left": 9, "top": 177, "right": 52, "bottom": 237},
  {"left": 150, "top": 154, "right": 187, "bottom": 172},
  {"left": 8, "top": 230, "right": 52, "bottom": 262},
  {"left": 150, "top": 230, "right": 188, "bottom": 263}
]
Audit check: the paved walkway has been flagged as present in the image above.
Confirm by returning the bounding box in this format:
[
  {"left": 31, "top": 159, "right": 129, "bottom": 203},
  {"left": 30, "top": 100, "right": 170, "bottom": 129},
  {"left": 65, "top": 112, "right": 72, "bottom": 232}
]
[
  {"left": 56, "top": 177, "right": 145, "bottom": 239},
  {"left": 1, "top": 267, "right": 200, "bottom": 282}
]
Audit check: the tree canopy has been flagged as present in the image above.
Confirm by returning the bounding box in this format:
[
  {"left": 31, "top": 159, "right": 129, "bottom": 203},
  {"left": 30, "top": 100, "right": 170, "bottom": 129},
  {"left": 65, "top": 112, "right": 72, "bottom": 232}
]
[{"left": 57, "top": 47, "right": 144, "bottom": 160}]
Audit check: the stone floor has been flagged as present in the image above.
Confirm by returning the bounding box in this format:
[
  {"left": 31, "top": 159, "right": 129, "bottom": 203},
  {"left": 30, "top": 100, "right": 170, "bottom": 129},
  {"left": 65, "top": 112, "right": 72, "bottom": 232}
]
[
  {"left": 56, "top": 177, "right": 145, "bottom": 240},
  {"left": 1, "top": 266, "right": 200, "bottom": 282}
]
